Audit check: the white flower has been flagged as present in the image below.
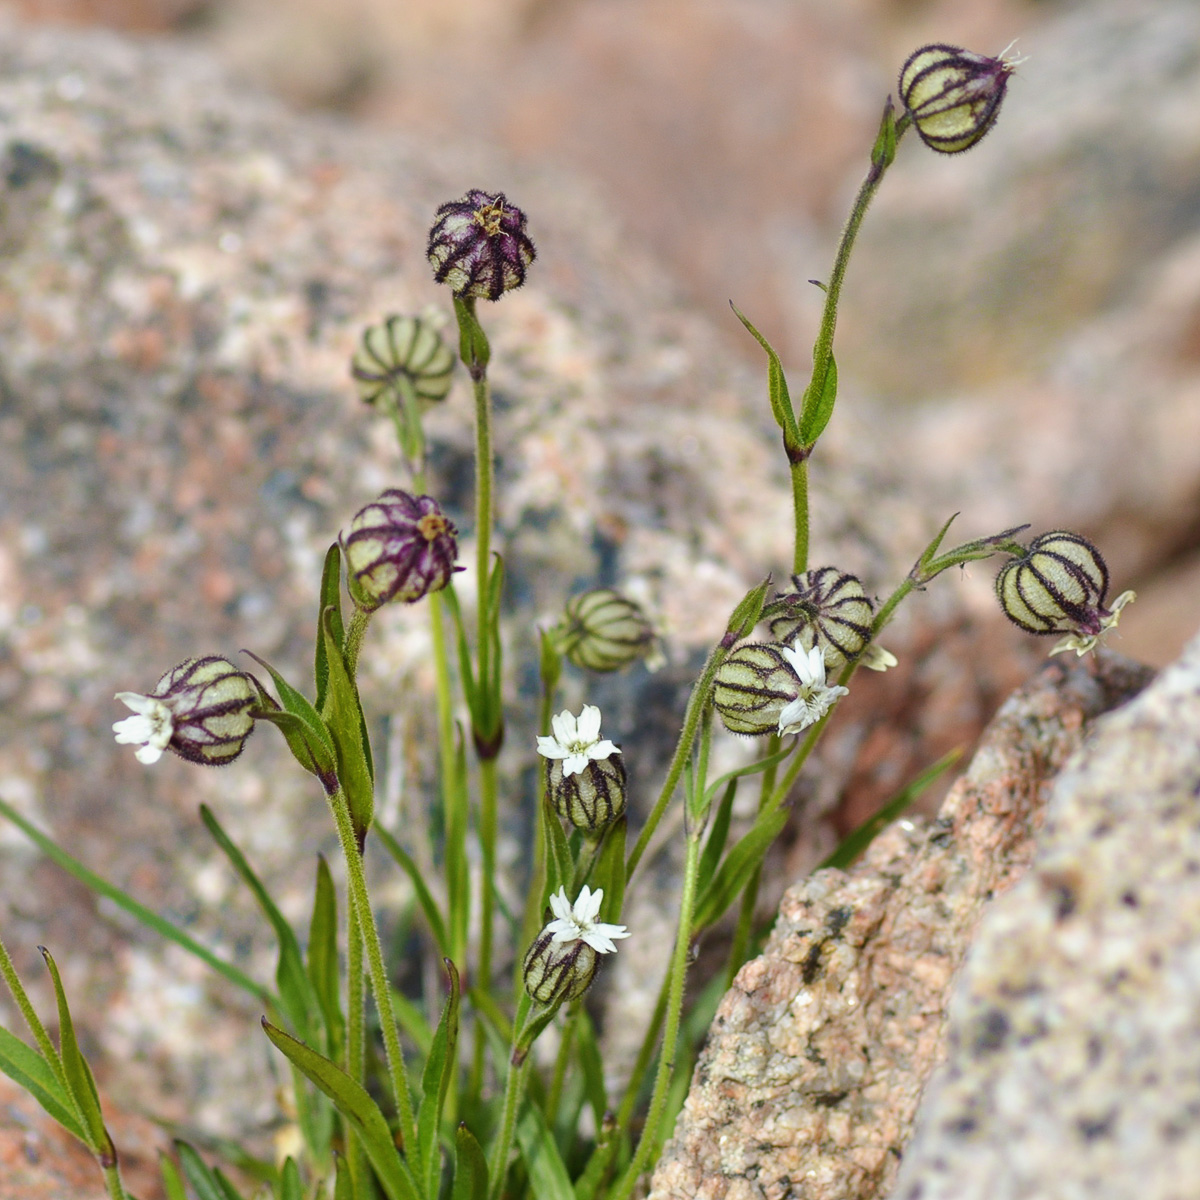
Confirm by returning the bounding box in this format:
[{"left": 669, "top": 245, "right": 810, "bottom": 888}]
[
  {"left": 1049, "top": 589, "right": 1136, "bottom": 657},
  {"left": 112, "top": 692, "right": 174, "bottom": 764},
  {"left": 859, "top": 643, "right": 898, "bottom": 672},
  {"left": 536, "top": 705, "right": 620, "bottom": 778},
  {"left": 776, "top": 644, "right": 849, "bottom": 737},
  {"left": 545, "top": 885, "right": 630, "bottom": 954}
]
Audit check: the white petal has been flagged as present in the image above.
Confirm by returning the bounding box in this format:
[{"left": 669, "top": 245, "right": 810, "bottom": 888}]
[
  {"left": 548, "top": 920, "right": 581, "bottom": 944},
  {"left": 588, "top": 739, "right": 620, "bottom": 761},
  {"left": 548, "top": 888, "right": 573, "bottom": 921},
  {"left": 576, "top": 705, "right": 602, "bottom": 744},
  {"left": 575, "top": 886, "right": 603, "bottom": 923},
  {"left": 135, "top": 743, "right": 165, "bottom": 764},
  {"left": 860, "top": 644, "right": 897, "bottom": 672},
  {"left": 562, "top": 753, "right": 589, "bottom": 777},
  {"left": 550, "top": 710, "right": 578, "bottom": 745},
  {"left": 114, "top": 690, "right": 157, "bottom": 715},
  {"left": 536, "top": 735, "right": 567, "bottom": 760},
  {"left": 113, "top": 713, "right": 155, "bottom": 744},
  {"left": 778, "top": 697, "right": 817, "bottom": 737},
  {"left": 583, "top": 930, "right": 617, "bottom": 954}
]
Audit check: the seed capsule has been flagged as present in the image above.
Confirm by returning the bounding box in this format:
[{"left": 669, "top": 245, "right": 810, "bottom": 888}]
[
  {"left": 523, "top": 929, "right": 598, "bottom": 1006},
  {"left": 351, "top": 315, "right": 454, "bottom": 408},
  {"left": 559, "top": 589, "right": 656, "bottom": 673},
  {"left": 547, "top": 754, "right": 627, "bottom": 832},
  {"left": 768, "top": 568, "right": 875, "bottom": 669},
  {"left": 899, "top": 44, "right": 1014, "bottom": 154},
  {"left": 712, "top": 643, "right": 803, "bottom": 737},
  {"left": 996, "top": 531, "right": 1110, "bottom": 636},
  {"left": 427, "top": 189, "right": 536, "bottom": 301},
  {"left": 114, "top": 656, "right": 257, "bottom": 767},
  {"left": 341, "top": 490, "right": 459, "bottom": 611}
]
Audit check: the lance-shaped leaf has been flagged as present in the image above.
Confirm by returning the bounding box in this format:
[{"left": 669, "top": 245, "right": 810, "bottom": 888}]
[
  {"left": 39, "top": 949, "right": 113, "bottom": 1163},
  {"left": 374, "top": 824, "right": 450, "bottom": 960},
  {"left": 799, "top": 351, "right": 838, "bottom": 448},
  {"left": 307, "top": 854, "right": 344, "bottom": 1057},
  {"left": 320, "top": 606, "right": 375, "bottom": 844},
  {"left": 588, "top": 817, "right": 626, "bottom": 935},
  {"left": 453, "top": 294, "right": 491, "bottom": 378},
  {"left": 730, "top": 302, "right": 800, "bottom": 448},
  {"left": 692, "top": 807, "right": 790, "bottom": 931},
  {"left": 279, "top": 1157, "right": 304, "bottom": 1200},
  {"left": 200, "top": 805, "right": 319, "bottom": 1042},
  {"left": 517, "top": 1103, "right": 574, "bottom": 1200},
  {"left": 0, "top": 1025, "right": 87, "bottom": 1142},
  {"left": 262, "top": 1019, "right": 419, "bottom": 1200},
  {"left": 315, "top": 543, "right": 347, "bottom": 712},
  {"left": 175, "top": 1140, "right": 248, "bottom": 1200},
  {"left": 696, "top": 779, "right": 737, "bottom": 902},
  {"left": 452, "top": 1122, "right": 489, "bottom": 1200},
  {"left": 418, "top": 960, "right": 461, "bottom": 1198},
  {"left": 243, "top": 651, "right": 338, "bottom": 787},
  {"left": 723, "top": 577, "right": 773, "bottom": 645},
  {"left": 159, "top": 1151, "right": 189, "bottom": 1200}
]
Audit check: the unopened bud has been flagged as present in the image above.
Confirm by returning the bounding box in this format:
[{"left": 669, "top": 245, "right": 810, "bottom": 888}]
[
  {"left": 996, "top": 531, "right": 1135, "bottom": 656},
  {"left": 427, "top": 190, "right": 536, "bottom": 301},
  {"left": 341, "top": 490, "right": 459, "bottom": 611},
  {"left": 899, "top": 44, "right": 1014, "bottom": 154},
  {"left": 768, "top": 568, "right": 875, "bottom": 669},
  {"left": 351, "top": 315, "right": 454, "bottom": 408},
  {"left": 114, "top": 657, "right": 257, "bottom": 766},
  {"left": 559, "top": 589, "right": 656, "bottom": 673}
]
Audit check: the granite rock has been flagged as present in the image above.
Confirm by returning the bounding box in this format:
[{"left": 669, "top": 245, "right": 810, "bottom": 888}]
[
  {"left": 888, "top": 629, "right": 1200, "bottom": 1200},
  {"left": 650, "top": 651, "right": 1153, "bottom": 1200}
]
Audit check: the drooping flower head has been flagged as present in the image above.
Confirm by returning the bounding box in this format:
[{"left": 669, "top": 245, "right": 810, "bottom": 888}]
[
  {"left": 427, "top": 190, "right": 536, "bottom": 301},
  {"left": 523, "top": 885, "right": 630, "bottom": 1005},
  {"left": 713, "top": 642, "right": 849, "bottom": 738},
  {"left": 557, "top": 588, "right": 658, "bottom": 673},
  {"left": 113, "top": 656, "right": 257, "bottom": 766},
  {"left": 341, "top": 489, "right": 459, "bottom": 612},
  {"left": 899, "top": 43, "right": 1016, "bottom": 154},
  {"left": 996, "top": 531, "right": 1135, "bottom": 657},
  {"left": 351, "top": 314, "right": 455, "bottom": 409},
  {"left": 768, "top": 567, "right": 892, "bottom": 671}
]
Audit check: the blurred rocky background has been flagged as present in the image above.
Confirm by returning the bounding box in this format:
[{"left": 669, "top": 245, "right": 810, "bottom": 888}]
[{"left": 1, "top": 0, "right": 1199, "bottom": 1195}]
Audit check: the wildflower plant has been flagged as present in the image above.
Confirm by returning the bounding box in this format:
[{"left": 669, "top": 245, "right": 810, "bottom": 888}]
[{"left": 0, "top": 43, "right": 1135, "bottom": 1200}]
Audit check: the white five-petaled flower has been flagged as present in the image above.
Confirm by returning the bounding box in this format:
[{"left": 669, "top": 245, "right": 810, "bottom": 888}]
[
  {"left": 777, "top": 644, "right": 849, "bottom": 737},
  {"left": 545, "top": 885, "right": 630, "bottom": 954},
  {"left": 536, "top": 705, "right": 620, "bottom": 778},
  {"left": 112, "top": 692, "right": 174, "bottom": 764}
]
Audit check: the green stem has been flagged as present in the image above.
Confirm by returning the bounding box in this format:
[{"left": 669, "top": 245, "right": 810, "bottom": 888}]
[
  {"left": 487, "top": 1038, "right": 531, "bottom": 1200},
  {"left": 791, "top": 459, "right": 809, "bottom": 576},
  {"left": 472, "top": 368, "right": 495, "bottom": 736},
  {"left": 102, "top": 1163, "right": 128, "bottom": 1200},
  {"left": 328, "top": 786, "right": 418, "bottom": 1157},
  {"left": 470, "top": 754, "right": 499, "bottom": 1099},
  {"left": 626, "top": 640, "right": 734, "bottom": 880},
  {"left": 343, "top": 608, "right": 370, "bottom": 680},
  {"left": 517, "top": 668, "right": 557, "bottom": 991},
  {"left": 611, "top": 833, "right": 701, "bottom": 1200},
  {"left": 546, "top": 1003, "right": 580, "bottom": 1121},
  {"left": 345, "top": 900, "right": 368, "bottom": 1192}
]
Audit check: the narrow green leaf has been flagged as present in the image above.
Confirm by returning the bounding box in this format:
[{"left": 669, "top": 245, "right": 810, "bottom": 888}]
[
  {"left": 418, "top": 961, "right": 461, "bottom": 1199},
  {"left": 917, "top": 513, "right": 959, "bottom": 574},
  {"left": 543, "top": 799, "right": 573, "bottom": 902},
  {"left": 373, "top": 824, "right": 450, "bottom": 958},
  {"left": 453, "top": 295, "right": 491, "bottom": 375},
  {"left": 0, "top": 798, "right": 267, "bottom": 1002},
  {"left": 702, "top": 745, "right": 792, "bottom": 809},
  {"left": 516, "top": 1103, "right": 574, "bottom": 1200},
  {"left": 334, "top": 1154, "right": 354, "bottom": 1200},
  {"left": 200, "top": 805, "right": 318, "bottom": 1042},
  {"left": 243, "top": 651, "right": 338, "bottom": 775},
  {"left": 469, "top": 986, "right": 513, "bottom": 1047},
  {"left": 0, "top": 1025, "right": 87, "bottom": 1142},
  {"left": 321, "top": 607, "right": 375, "bottom": 841},
  {"left": 176, "top": 1140, "right": 243, "bottom": 1200},
  {"left": 590, "top": 818, "right": 626, "bottom": 932},
  {"left": 446, "top": 726, "right": 472, "bottom": 962},
  {"left": 441, "top": 586, "right": 478, "bottom": 718},
  {"left": 693, "top": 807, "right": 790, "bottom": 930},
  {"left": 725, "top": 577, "right": 772, "bottom": 642},
  {"left": 392, "top": 988, "right": 435, "bottom": 1059},
  {"left": 262, "top": 1019, "right": 419, "bottom": 1200},
  {"left": 315, "top": 543, "right": 346, "bottom": 712},
  {"left": 573, "top": 1010, "right": 607, "bottom": 1130},
  {"left": 452, "top": 1122, "right": 489, "bottom": 1200},
  {"left": 307, "top": 854, "right": 344, "bottom": 1058},
  {"left": 254, "top": 707, "right": 339, "bottom": 784},
  {"left": 279, "top": 1157, "right": 303, "bottom": 1200},
  {"left": 159, "top": 1151, "right": 189, "bottom": 1200},
  {"left": 213, "top": 1168, "right": 250, "bottom": 1200},
  {"left": 870, "top": 96, "right": 898, "bottom": 170},
  {"left": 39, "top": 949, "right": 111, "bottom": 1159},
  {"left": 819, "top": 748, "right": 963, "bottom": 871},
  {"left": 729, "top": 302, "right": 798, "bottom": 442},
  {"left": 696, "top": 780, "right": 737, "bottom": 901},
  {"left": 799, "top": 351, "right": 838, "bottom": 446}
]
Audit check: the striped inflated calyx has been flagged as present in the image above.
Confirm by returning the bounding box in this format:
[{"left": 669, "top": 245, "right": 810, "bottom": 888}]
[
  {"left": 899, "top": 44, "right": 1014, "bottom": 154},
  {"left": 427, "top": 189, "right": 536, "bottom": 301},
  {"left": 712, "top": 644, "right": 801, "bottom": 736},
  {"left": 560, "top": 589, "right": 656, "bottom": 672},
  {"left": 548, "top": 755, "right": 627, "bottom": 832},
  {"left": 351, "top": 315, "right": 454, "bottom": 408},
  {"left": 769, "top": 568, "right": 875, "bottom": 668},
  {"left": 996, "top": 532, "right": 1110, "bottom": 635}
]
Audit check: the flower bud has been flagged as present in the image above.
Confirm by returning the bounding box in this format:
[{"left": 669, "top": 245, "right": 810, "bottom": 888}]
[
  {"left": 114, "top": 656, "right": 257, "bottom": 766},
  {"left": 768, "top": 568, "right": 875, "bottom": 669},
  {"left": 523, "top": 928, "right": 598, "bottom": 1006},
  {"left": 341, "top": 490, "right": 459, "bottom": 611},
  {"left": 351, "top": 315, "right": 454, "bottom": 408},
  {"left": 899, "top": 44, "right": 1014, "bottom": 154},
  {"left": 996, "top": 531, "right": 1135, "bottom": 656},
  {"left": 427, "top": 190, "right": 536, "bottom": 301},
  {"left": 559, "top": 588, "right": 656, "bottom": 673},
  {"left": 547, "top": 755, "right": 627, "bottom": 832}
]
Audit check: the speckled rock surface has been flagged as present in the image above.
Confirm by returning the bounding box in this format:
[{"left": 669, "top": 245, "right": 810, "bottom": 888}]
[
  {"left": 650, "top": 652, "right": 1153, "bottom": 1200},
  {"left": 887, "top": 631, "right": 1200, "bottom": 1200}
]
